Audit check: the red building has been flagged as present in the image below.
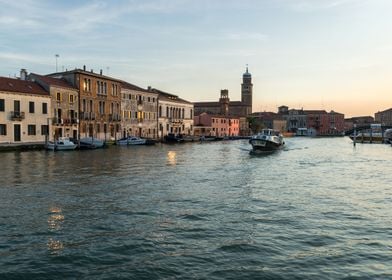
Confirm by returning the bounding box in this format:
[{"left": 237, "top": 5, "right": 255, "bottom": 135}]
[
  {"left": 305, "top": 110, "right": 345, "bottom": 135},
  {"left": 194, "top": 112, "right": 239, "bottom": 137}
]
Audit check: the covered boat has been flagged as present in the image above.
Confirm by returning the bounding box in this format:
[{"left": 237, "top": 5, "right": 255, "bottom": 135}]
[
  {"left": 249, "top": 129, "right": 284, "bottom": 152},
  {"left": 46, "top": 137, "right": 77, "bottom": 151},
  {"left": 79, "top": 137, "right": 105, "bottom": 149},
  {"left": 117, "top": 136, "right": 148, "bottom": 145}
]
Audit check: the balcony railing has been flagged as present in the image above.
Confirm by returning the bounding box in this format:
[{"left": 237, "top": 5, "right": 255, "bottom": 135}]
[{"left": 10, "top": 111, "right": 25, "bottom": 121}]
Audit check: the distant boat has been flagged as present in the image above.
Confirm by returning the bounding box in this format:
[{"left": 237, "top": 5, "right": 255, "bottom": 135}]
[
  {"left": 349, "top": 132, "right": 384, "bottom": 143},
  {"left": 116, "top": 136, "right": 149, "bottom": 145},
  {"left": 46, "top": 137, "right": 77, "bottom": 151},
  {"left": 249, "top": 129, "right": 284, "bottom": 152},
  {"left": 79, "top": 137, "right": 105, "bottom": 149}
]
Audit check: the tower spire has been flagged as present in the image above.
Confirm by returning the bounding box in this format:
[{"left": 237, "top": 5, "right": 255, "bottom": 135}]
[{"left": 246, "top": 64, "right": 248, "bottom": 73}]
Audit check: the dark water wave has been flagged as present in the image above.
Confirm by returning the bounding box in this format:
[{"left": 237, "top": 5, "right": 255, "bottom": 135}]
[{"left": 1, "top": 138, "right": 392, "bottom": 279}]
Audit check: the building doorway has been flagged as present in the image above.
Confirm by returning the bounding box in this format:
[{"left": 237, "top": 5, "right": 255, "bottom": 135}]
[{"left": 14, "top": 124, "right": 21, "bottom": 142}]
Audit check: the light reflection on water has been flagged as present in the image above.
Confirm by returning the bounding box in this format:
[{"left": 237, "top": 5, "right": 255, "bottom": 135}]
[{"left": 0, "top": 138, "right": 392, "bottom": 278}]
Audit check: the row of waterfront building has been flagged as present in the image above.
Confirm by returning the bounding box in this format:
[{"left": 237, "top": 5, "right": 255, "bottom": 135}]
[
  {"left": 0, "top": 67, "right": 194, "bottom": 145},
  {"left": 1, "top": 66, "right": 391, "bottom": 146}
]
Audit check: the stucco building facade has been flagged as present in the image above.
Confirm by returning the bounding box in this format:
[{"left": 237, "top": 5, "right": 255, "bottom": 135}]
[
  {"left": 150, "top": 88, "right": 194, "bottom": 139},
  {"left": 121, "top": 81, "right": 158, "bottom": 139},
  {"left": 0, "top": 76, "right": 51, "bottom": 145},
  {"left": 48, "top": 67, "right": 122, "bottom": 141},
  {"left": 29, "top": 73, "right": 79, "bottom": 140}
]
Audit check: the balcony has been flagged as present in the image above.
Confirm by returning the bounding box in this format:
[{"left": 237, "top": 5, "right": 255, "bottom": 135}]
[
  {"left": 10, "top": 111, "right": 25, "bottom": 121},
  {"left": 52, "top": 118, "right": 62, "bottom": 125}
]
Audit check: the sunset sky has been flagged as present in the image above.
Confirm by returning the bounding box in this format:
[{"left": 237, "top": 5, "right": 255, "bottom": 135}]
[{"left": 1, "top": 0, "right": 391, "bottom": 117}]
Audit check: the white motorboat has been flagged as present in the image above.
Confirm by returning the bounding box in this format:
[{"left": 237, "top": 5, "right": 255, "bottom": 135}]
[
  {"left": 79, "top": 137, "right": 105, "bottom": 149},
  {"left": 249, "top": 129, "right": 284, "bottom": 152},
  {"left": 46, "top": 137, "right": 77, "bottom": 151},
  {"left": 117, "top": 136, "right": 147, "bottom": 145}
]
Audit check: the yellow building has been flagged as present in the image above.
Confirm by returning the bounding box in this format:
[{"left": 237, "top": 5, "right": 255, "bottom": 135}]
[{"left": 29, "top": 73, "right": 79, "bottom": 140}]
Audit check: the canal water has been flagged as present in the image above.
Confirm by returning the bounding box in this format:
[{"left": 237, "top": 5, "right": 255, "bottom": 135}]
[{"left": 1, "top": 137, "right": 392, "bottom": 279}]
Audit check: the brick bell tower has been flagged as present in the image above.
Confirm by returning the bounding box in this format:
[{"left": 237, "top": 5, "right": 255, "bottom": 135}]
[
  {"left": 241, "top": 65, "right": 253, "bottom": 115},
  {"left": 219, "top": 89, "right": 230, "bottom": 116}
]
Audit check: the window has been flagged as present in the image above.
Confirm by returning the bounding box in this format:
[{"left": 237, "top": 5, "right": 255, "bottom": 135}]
[
  {"left": 29, "top": 102, "right": 35, "bottom": 113},
  {"left": 28, "top": 125, "right": 36, "bottom": 135},
  {"left": 69, "top": 95, "right": 74, "bottom": 104},
  {"left": 0, "top": 124, "right": 6, "bottom": 135},
  {"left": 14, "top": 100, "right": 20, "bottom": 112},
  {"left": 41, "top": 125, "right": 48, "bottom": 135},
  {"left": 42, "top": 103, "right": 47, "bottom": 114},
  {"left": 56, "top": 92, "right": 61, "bottom": 102},
  {"left": 0, "top": 99, "right": 4, "bottom": 111}
]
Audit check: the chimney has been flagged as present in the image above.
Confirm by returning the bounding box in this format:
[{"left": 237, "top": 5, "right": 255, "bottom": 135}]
[
  {"left": 90, "top": 69, "right": 93, "bottom": 73},
  {"left": 83, "top": 65, "right": 86, "bottom": 71},
  {"left": 20, "top": 69, "right": 27, "bottom": 80},
  {"left": 100, "top": 69, "right": 102, "bottom": 75},
  {"left": 147, "top": 86, "right": 152, "bottom": 91}
]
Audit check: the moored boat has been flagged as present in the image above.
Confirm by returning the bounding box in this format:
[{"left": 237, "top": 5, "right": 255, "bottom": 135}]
[
  {"left": 249, "top": 129, "right": 284, "bottom": 152},
  {"left": 116, "top": 136, "right": 148, "bottom": 145},
  {"left": 46, "top": 137, "right": 77, "bottom": 151},
  {"left": 164, "top": 133, "right": 184, "bottom": 143},
  {"left": 79, "top": 137, "right": 105, "bottom": 149}
]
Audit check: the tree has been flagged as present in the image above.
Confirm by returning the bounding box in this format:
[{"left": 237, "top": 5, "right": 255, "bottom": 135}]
[{"left": 247, "top": 116, "right": 264, "bottom": 134}]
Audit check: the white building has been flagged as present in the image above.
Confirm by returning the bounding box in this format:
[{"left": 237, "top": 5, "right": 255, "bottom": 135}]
[
  {"left": 0, "top": 76, "right": 51, "bottom": 145},
  {"left": 150, "top": 88, "right": 194, "bottom": 139}
]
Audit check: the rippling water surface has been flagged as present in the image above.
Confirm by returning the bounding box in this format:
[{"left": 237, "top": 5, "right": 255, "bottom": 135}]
[{"left": 1, "top": 138, "right": 392, "bottom": 279}]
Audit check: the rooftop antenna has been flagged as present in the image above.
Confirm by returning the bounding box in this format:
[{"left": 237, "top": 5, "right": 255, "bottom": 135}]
[
  {"left": 106, "top": 66, "right": 110, "bottom": 75},
  {"left": 55, "top": 54, "right": 60, "bottom": 72}
]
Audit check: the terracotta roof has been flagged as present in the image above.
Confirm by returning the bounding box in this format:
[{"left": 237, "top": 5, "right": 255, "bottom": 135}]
[
  {"left": 121, "top": 81, "right": 151, "bottom": 93},
  {"left": 229, "top": 101, "right": 245, "bottom": 106},
  {"left": 194, "top": 101, "right": 220, "bottom": 107},
  {"left": 303, "top": 110, "right": 328, "bottom": 114},
  {"left": 47, "top": 68, "right": 122, "bottom": 82},
  {"left": 0, "top": 77, "right": 49, "bottom": 96},
  {"left": 29, "top": 73, "right": 77, "bottom": 90},
  {"left": 150, "top": 88, "right": 193, "bottom": 104}
]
